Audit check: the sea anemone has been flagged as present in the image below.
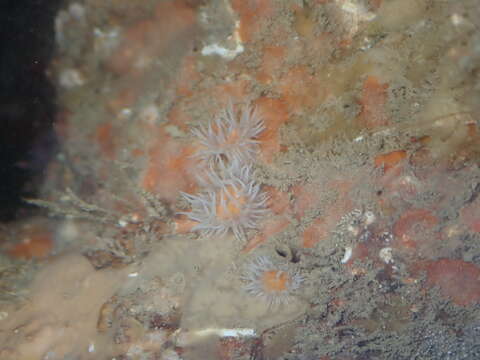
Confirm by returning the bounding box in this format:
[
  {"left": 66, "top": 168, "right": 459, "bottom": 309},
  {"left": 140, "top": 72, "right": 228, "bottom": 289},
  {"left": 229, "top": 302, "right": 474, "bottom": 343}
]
[
  {"left": 180, "top": 161, "right": 268, "bottom": 240},
  {"left": 241, "top": 255, "right": 303, "bottom": 306},
  {"left": 192, "top": 103, "right": 264, "bottom": 165}
]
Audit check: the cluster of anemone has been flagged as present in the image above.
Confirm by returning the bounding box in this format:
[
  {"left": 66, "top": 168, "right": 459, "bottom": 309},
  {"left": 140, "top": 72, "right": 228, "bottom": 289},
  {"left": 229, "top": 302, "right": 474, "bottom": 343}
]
[
  {"left": 179, "top": 103, "right": 304, "bottom": 307},
  {"left": 180, "top": 103, "right": 268, "bottom": 241}
]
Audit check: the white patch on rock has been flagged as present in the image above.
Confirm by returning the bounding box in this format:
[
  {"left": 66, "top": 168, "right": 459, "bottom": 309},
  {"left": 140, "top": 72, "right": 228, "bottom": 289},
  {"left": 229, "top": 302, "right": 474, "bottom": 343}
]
[
  {"left": 379, "top": 247, "right": 393, "bottom": 264},
  {"left": 341, "top": 246, "right": 353, "bottom": 264}
]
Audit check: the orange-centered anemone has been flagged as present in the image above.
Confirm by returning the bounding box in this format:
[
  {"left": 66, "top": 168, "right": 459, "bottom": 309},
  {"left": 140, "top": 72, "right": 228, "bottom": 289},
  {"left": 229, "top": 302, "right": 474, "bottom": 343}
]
[
  {"left": 180, "top": 162, "right": 268, "bottom": 240},
  {"left": 192, "top": 104, "right": 264, "bottom": 165},
  {"left": 242, "top": 255, "right": 303, "bottom": 306}
]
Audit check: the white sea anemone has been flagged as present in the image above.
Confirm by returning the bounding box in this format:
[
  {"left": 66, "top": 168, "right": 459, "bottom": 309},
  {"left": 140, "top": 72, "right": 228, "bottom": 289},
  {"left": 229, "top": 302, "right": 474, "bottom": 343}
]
[
  {"left": 241, "top": 255, "right": 303, "bottom": 306},
  {"left": 180, "top": 161, "right": 268, "bottom": 240},
  {"left": 192, "top": 104, "right": 264, "bottom": 165}
]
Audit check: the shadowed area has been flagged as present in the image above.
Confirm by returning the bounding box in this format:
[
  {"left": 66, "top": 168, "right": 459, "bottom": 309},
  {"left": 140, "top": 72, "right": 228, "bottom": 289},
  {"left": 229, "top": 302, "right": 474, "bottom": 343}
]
[{"left": 0, "top": 0, "right": 61, "bottom": 221}]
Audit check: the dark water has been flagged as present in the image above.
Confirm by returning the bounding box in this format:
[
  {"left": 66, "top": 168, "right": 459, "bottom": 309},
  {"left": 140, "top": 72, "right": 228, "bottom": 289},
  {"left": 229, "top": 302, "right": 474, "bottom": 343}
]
[{"left": 0, "top": 0, "right": 61, "bottom": 221}]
